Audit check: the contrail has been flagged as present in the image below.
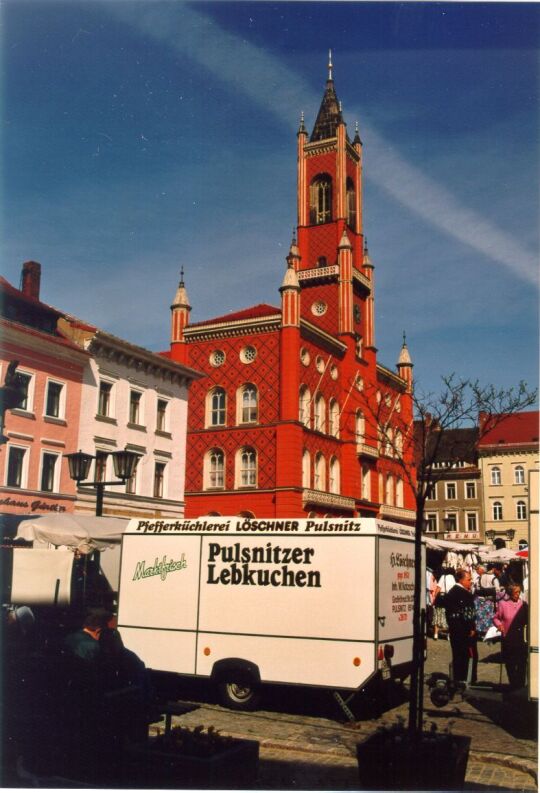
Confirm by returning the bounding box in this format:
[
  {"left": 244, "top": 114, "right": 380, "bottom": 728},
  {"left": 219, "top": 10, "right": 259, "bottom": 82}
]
[{"left": 108, "top": 1, "right": 538, "bottom": 287}]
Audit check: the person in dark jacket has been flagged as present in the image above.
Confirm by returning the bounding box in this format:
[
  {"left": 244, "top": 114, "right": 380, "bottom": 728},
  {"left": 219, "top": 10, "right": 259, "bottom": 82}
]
[{"left": 445, "top": 568, "right": 478, "bottom": 683}]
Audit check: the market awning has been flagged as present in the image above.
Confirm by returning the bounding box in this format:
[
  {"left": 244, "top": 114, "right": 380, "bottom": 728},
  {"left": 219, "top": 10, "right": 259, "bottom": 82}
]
[{"left": 16, "top": 514, "right": 129, "bottom": 553}]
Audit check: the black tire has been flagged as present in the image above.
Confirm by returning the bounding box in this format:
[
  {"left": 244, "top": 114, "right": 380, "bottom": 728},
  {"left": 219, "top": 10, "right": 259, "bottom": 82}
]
[{"left": 218, "top": 679, "right": 260, "bottom": 711}]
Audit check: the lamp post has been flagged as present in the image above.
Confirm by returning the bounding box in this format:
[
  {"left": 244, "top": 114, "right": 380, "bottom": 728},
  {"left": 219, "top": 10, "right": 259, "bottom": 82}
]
[{"left": 65, "top": 449, "right": 140, "bottom": 516}]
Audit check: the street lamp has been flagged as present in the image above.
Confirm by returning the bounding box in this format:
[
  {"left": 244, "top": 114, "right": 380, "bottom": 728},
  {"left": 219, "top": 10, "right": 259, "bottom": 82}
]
[{"left": 65, "top": 449, "right": 141, "bottom": 516}]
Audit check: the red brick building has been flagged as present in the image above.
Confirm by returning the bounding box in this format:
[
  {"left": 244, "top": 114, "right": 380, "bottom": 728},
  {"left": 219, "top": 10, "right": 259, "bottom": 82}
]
[{"left": 167, "top": 63, "right": 416, "bottom": 522}]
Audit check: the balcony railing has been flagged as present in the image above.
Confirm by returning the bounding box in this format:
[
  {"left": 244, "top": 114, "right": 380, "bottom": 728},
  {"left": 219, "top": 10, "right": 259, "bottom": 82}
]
[
  {"left": 302, "top": 489, "right": 356, "bottom": 510},
  {"left": 379, "top": 504, "right": 416, "bottom": 522},
  {"left": 356, "top": 442, "right": 379, "bottom": 459}
]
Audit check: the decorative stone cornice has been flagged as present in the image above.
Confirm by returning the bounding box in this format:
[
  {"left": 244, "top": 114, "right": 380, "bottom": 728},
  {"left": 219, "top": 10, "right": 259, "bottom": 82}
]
[
  {"left": 184, "top": 315, "right": 281, "bottom": 342},
  {"left": 304, "top": 140, "right": 337, "bottom": 157},
  {"left": 352, "top": 267, "right": 371, "bottom": 292},
  {"left": 376, "top": 363, "right": 407, "bottom": 391},
  {"left": 302, "top": 488, "right": 356, "bottom": 510},
  {"left": 300, "top": 319, "right": 347, "bottom": 355}
]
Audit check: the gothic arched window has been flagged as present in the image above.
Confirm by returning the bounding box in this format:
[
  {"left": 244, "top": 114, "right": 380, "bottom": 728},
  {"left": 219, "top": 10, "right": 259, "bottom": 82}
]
[
  {"left": 309, "top": 174, "right": 332, "bottom": 225},
  {"left": 206, "top": 387, "right": 226, "bottom": 427},
  {"left": 237, "top": 384, "right": 258, "bottom": 424},
  {"left": 236, "top": 447, "right": 257, "bottom": 488},
  {"left": 205, "top": 449, "right": 225, "bottom": 489},
  {"left": 346, "top": 177, "right": 356, "bottom": 229}
]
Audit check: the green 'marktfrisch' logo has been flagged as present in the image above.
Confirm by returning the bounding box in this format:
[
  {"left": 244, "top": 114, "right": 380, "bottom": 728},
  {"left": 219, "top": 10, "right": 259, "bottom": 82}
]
[{"left": 132, "top": 554, "right": 187, "bottom": 582}]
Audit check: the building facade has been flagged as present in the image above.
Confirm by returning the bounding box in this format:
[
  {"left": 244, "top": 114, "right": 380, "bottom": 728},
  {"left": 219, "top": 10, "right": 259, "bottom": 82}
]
[
  {"left": 60, "top": 319, "right": 201, "bottom": 519},
  {"left": 0, "top": 263, "right": 89, "bottom": 520},
  {"left": 421, "top": 428, "right": 484, "bottom": 543},
  {"left": 1, "top": 261, "right": 201, "bottom": 524},
  {"left": 478, "top": 411, "right": 539, "bottom": 549},
  {"left": 167, "top": 64, "right": 416, "bottom": 522}
]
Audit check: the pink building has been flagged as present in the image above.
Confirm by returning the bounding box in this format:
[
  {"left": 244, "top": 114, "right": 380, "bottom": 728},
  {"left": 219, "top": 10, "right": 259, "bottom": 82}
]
[{"left": 0, "top": 262, "right": 89, "bottom": 525}]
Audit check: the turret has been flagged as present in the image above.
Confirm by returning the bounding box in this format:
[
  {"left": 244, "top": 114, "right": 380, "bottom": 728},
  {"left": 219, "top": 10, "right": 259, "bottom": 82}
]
[
  {"left": 170, "top": 268, "right": 191, "bottom": 361},
  {"left": 397, "top": 333, "right": 413, "bottom": 393}
]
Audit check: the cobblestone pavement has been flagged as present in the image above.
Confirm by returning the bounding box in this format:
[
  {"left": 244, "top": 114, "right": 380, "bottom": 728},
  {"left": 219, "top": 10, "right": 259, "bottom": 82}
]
[{"left": 152, "top": 638, "right": 538, "bottom": 791}]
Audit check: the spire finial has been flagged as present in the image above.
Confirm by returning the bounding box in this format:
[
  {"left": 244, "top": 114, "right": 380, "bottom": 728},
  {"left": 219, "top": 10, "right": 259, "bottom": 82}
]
[
  {"left": 292, "top": 227, "right": 297, "bottom": 245},
  {"left": 328, "top": 49, "right": 333, "bottom": 81},
  {"left": 298, "top": 110, "right": 306, "bottom": 134},
  {"left": 179, "top": 266, "right": 185, "bottom": 286},
  {"left": 364, "top": 237, "right": 368, "bottom": 253},
  {"left": 355, "top": 121, "right": 359, "bottom": 133},
  {"left": 402, "top": 331, "right": 407, "bottom": 347},
  {"left": 338, "top": 100, "right": 342, "bottom": 113}
]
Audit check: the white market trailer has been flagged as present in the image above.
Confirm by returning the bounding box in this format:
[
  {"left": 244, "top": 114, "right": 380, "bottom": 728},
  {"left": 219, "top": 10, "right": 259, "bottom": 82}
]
[{"left": 117, "top": 516, "right": 420, "bottom": 709}]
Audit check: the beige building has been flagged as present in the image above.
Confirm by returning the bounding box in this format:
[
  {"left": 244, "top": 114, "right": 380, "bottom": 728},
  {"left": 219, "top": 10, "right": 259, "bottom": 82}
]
[
  {"left": 478, "top": 411, "right": 539, "bottom": 550},
  {"left": 421, "top": 427, "right": 483, "bottom": 543}
]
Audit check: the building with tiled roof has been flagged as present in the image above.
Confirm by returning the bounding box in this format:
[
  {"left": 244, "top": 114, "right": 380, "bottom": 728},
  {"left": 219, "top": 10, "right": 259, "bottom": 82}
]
[
  {"left": 0, "top": 262, "right": 90, "bottom": 522},
  {"left": 166, "top": 59, "right": 416, "bottom": 522},
  {"left": 478, "top": 410, "right": 539, "bottom": 548},
  {"left": 1, "top": 262, "right": 202, "bottom": 524}
]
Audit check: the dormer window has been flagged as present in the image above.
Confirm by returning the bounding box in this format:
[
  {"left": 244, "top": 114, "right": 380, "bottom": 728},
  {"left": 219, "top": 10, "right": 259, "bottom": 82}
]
[{"left": 309, "top": 174, "right": 332, "bottom": 225}]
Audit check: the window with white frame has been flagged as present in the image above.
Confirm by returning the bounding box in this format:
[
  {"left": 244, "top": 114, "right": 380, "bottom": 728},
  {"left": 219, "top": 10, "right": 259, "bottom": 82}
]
[
  {"left": 492, "top": 501, "right": 503, "bottom": 521},
  {"left": 129, "top": 390, "right": 143, "bottom": 425},
  {"left": 426, "top": 482, "right": 437, "bottom": 500},
  {"left": 466, "top": 512, "right": 478, "bottom": 532},
  {"left": 516, "top": 500, "right": 527, "bottom": 520},
  {"left": 491, "top": 466, "right": 501, "bottom": 486},
  {"left": 514, "top": 465, "right": 525, "bottom": 485},
  {"left": 299, "top": 386, "right": 311, "bottom": 428},
  {"left": 207, "top": 387, "right": 226, "bottom": 427},
  {"left": 445, "top": 512, "right": 458, "bottom": 532},
  {"left": 314, "top": 453, "right": 326, "bottom": 491},
  {"left": 396, "top": 477, "right": 404, "bottom": 508},
  {"left": 237, "top": 447, "right": 257, "bottom": 488},
  {"left": 156, "top": 399, "right": 168, "bottom": 432},
  {"left": 302, "top": 450, "right": 311, "bottom": 489},
  {"left": 239, "top": 384, "right": 258, "bottom": 424},
  {"left": 386, "top": 427, "right": 394, "bottom": 458},
  {"left": 328, "top": 399, "right": 339, "bottom": 438},
  {"left": 14, "top": 371, "right": 33, "bottom": 412},
  {"left": 44, "top": 380, "right": 65, "bottom": 419},
  {"left": 425, "top": 513, "right": 438, "bottom": 533},
  {"left": 445, "top": 482, "right": 457, "bottom": 500},
  {"left": 153, "top": 461, "right": 166, "bottom": 499},
  {"left": 465, "top": 481, "right": 476, "bottom": 499},
  {"left": 205, "top": 449, "right": 225, "bottom": 489},
  {"left": 97, "top": 381, "right": 114, "bottom": 417},
  {"left": 385, "top": 474, "right": 394, "bottom": 505},
  {"left": 395, "top": 429, "right": 403, "bottom": 456},
  {"left": 6, "top": 445, "right": 28, "bottom": 488},
  {"left": 314, "top": 394, "right": 326, "bottom": 433},
  {"left": 329, "top": 457, "right": 340, "bottom": 494},
  {"left": 40, "top": 451, "right": 60, "bottom": 492},
  {"left": 356, "top": 411, "right": 365, "bottom": 445},
  {"left": 362, "top": 464, "right": 371, "bottom": 501}
]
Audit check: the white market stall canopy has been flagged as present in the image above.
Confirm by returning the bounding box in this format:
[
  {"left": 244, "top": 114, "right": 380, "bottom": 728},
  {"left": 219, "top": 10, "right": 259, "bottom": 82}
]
[
  {"left": 16, "top": 514, "right": 129, "bottom": 553},
  {"left": 423, "top": 535, "right": 525, "bottom": 563}
]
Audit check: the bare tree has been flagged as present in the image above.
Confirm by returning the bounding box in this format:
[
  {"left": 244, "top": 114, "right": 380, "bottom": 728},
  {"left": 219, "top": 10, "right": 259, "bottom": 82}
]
[{"left": 362, "top": 374, "right": 537, "bottom": 734}]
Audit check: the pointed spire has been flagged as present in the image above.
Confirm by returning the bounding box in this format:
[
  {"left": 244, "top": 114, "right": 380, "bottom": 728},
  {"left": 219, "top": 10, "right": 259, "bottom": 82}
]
[
  {"left": 363, "top": 238, "right": 373, "bottom": 268},
  {"left": 310, "top": 52, "right": 343, "bottom": 142},
  {"left": 297, "top": 110, "right": 307, "bottom": 136},
  {"left": 398, "top": 332, "right": 412, "bottom": 366},
  {"left": 286, "top": 229, "right": 301, "bottom": 269},
  {"left": 171, "top": 267, "right": 191, "bottom": 309},
  {"left": 338, "top": 227, "right": 352, "bottom": 249},
  {"left": 353, "top": 120, "right": 362, "bottom": 145}
]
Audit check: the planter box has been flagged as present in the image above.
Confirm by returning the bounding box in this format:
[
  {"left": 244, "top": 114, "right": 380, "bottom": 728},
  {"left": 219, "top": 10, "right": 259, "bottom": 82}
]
[
  {"left": 124, "top": 736, "right": 259, "bottom": 789},
  {"left": 356, "top": 731, "right": 471, "bottom": 791}
]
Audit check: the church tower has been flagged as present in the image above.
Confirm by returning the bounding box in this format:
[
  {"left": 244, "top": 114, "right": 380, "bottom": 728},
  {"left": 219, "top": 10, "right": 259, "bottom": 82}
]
[{"left": 170, "top": 54, "right": 416, "bottom": 523}]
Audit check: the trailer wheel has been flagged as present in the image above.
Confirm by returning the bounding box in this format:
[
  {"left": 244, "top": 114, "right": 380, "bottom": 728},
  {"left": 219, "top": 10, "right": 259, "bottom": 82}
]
[{"left": 218, "top": 679, "right": 260, "bottom": 711}]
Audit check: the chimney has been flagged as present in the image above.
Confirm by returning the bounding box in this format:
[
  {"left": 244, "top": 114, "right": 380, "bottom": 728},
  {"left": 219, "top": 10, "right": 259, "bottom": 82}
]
[{"left": 21, "top": 261, "right": 41, "bottom": 300}]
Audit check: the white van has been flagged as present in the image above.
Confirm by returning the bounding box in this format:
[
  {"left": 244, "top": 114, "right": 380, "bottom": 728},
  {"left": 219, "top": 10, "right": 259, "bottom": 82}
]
[{"left": 117, "top": 516, "right": 419, "bottom": 710}]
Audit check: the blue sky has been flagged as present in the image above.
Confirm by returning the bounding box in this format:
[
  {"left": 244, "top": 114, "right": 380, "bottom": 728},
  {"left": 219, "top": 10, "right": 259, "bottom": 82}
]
[{"left": 2, "top": 1, "right": 538, "bottom": 398}]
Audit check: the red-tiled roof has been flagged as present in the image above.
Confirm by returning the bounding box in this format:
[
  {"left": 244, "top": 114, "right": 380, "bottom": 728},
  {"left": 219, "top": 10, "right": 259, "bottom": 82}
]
[
  {"left": 0, "top": 276, "right": 61, "bottom": 316},
  {"left": 189, "top": 303, "right": 281, "bottom": 328},
  {"left": 479, "top": 410, "right": 539, "bottom": 446}
]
